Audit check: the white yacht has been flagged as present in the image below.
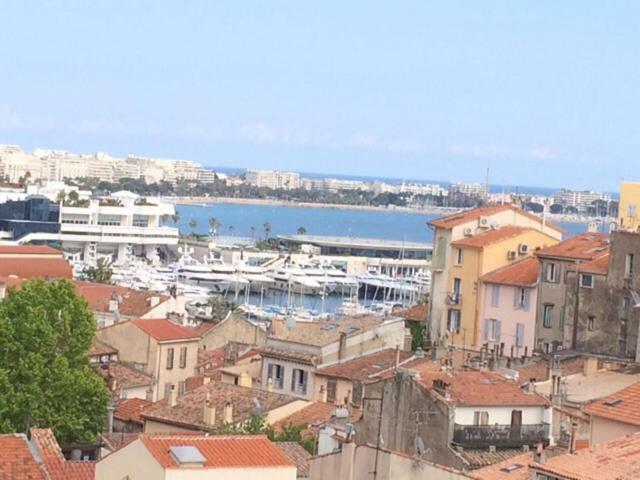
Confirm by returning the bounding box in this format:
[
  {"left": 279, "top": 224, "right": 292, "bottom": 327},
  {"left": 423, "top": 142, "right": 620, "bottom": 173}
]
[{"left": 269, "top": 265, "right": 323, "bottom": 296}]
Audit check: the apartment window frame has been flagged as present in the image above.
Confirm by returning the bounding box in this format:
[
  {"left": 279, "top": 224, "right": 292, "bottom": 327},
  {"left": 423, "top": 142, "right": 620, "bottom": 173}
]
[
  {"left": 179, "top": 347, "right": 187, "bottom": 369},
  {"left": 473, "top": 411, "right": 489, "bottom": 426},
  {"left": 542, "top": 304, "right": 554, "bottom": 328},
  {"left": 559, "top": 306, "right": 565, "bottom": 330},
  {"left": 453, "top": 277, "right": 462, "bottom": 294},
  {"left": 491, "top": 284, "right": 500, "bottom": 307},
  {"left": 484, "top": 318, "right": 501, "bottom": 342},
  {"left": 514, "top": 287, "right": 530, "bottom": 311},
  {"left": 515, "top": 322, "right": 525, "bottom": 348},
  {"left": 291, "top": 368, "right": 309, "bottom": 395},
  {"left": 352, "top": 380, "right": 364, "bottom": 408},
  {"left": 625, "top": 253, "right": 635, "bottom": 279},
  {"left": 545, "top": 262, "right": 558, "bottom": 283},
  {"left": 447, "top": 309, "right": 461, "bottom": 334},
  {"left": 454, "top": 247, "right": 464, "bottom": 266},
  {"left": 580, "top": 274, "right": 594, "bottom": 288},
  {"left": 327, "top": 379, "right": 337, "bottom": 403},
  {"left": 166, "top": 347, "right": 174, "bottom": 370},
  {"left": 588, "top": 315, "right": 595, "bottom": 331},
  {"left": 177, "top": 381, "right": 186, "bottom": 396},
  {"left": 268, "top": 363, "right": 285, "bottom": 389}
]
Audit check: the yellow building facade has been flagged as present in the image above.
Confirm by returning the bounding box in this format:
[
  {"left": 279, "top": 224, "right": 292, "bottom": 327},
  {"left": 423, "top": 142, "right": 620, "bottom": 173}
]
[
  {"left": 445, "top": 226, "right": 559, "bottom": 348},
  {"left": 619, "top": 181, "right": 640, "bottom": 230}
]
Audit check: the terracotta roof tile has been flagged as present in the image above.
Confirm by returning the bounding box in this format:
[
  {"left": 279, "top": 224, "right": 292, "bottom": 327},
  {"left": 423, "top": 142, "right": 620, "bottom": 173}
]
[
  {"left": 317, "top": 349, "right": 413, "bottom": 383},
  {"left": 394, "top": 304, "right": 428, "bottom": 322},
  {"left": 579, "top": 253, "right": 610, "bottom": 274},
  {"left": 196, "top": 348, "right": 226, "bottom": 371},
  {"left": 260, "top": 347, "right": 319, "bottom": 365},
  {"left": 429, "top": 204, "right": 563, "bottom": 233},
  {"left": 141, "top": 381, "right": 298, "bottom": 431},
  {"left": 29, "top": 429, "right": 94, "bottom": 480},
  {"left": 275, "top": 442, "right": 311, "bottom": 477},
  {"left": 416, "top": 370, "right": 548, "bottom": 407},
  {"left": 471, "top": 452, "right": 533, "bottom": 479},
  {"left": 480, "top": 256, "right": 540, "bottom": 287},
  {"left": 89, "top": 338, "right": 118, "bottom": 357},
  {"left": 131, "top": 318, "right": 201, "bottom": 342},
  {"left": 100, "top": 433, "right": 140, "bottom": 454},
  {"left": 529, "top": 433, "right": 640, "bottom": 480},
  {"left": 583, "top": 380, "right": 640, "bottom": 426},
  {"left": 0, "top": 245, "right": 62, "bottom": 255},
  {"left": 139, "top": 434, "right": 294, "bottom": 469},
  {"left": 114, "top": 398, "right": 153, "bottom": 425},
  {"left": 96, "top": 362, "right": 153, "bottom": 390},
  {"left": 0, "top": 434, "right": 47, "bottom": 479},
  {"left": 536, "top": 232, "right": 609, "bottom": 260},
  {"left": 272, "top": 402, "right": 360, "bottom": 437},
  {"left": 75, "top": 281, "right": 170, "bottom": 317},
  {"left": 0, "top": 258, "right": 72, "bottom": 280},
  {"left": 451, "top": 226, "right": 538, "bottom": 249}
]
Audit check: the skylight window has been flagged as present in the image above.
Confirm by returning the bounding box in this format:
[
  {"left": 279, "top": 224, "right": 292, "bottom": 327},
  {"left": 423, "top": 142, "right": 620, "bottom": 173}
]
[
  {"left": 500, "top": 464, "right": 523, "bottom": 473},
  {"left": 603, "top": 398, "right": 623, "bottom": 406}
]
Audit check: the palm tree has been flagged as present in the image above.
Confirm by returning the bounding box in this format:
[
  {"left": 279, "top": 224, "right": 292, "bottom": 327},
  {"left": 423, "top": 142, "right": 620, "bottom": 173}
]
[
  {"left": 228, "top": 225, "right": 235, "bottom": 236},
  {"left": 88, "top": 257, "right": 113, "bottom": 284},
  {"left": 208, "top": 217, "right": 222, "bottom": 237},
  {"left": 263, "top": 222, "right": 272, "bottom": 240},
  {"left": 250, "top": 226, "right": 257, "bottom": 239},
  {"left": 171, "top": 213, "right": 180, "bottom": 225},
  {"left": 297, "top": 226, "right": 307, "bottom": 235},
  {"left": 188, "top": 218, "right": 198, "bottom": 236}
]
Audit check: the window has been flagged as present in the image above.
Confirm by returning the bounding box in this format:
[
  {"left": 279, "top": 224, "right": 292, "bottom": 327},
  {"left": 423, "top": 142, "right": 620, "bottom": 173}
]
[
  {"left": 178, "top": 381, "right": 186, "bottom": 396},
  {"left": 268, "top": 363, "right": 284, "bottom": 389},
  {"left": 166, "top": 348, "right": 174, "bottom": 370},
  {"left": 352, "top": 380, "right": 364, "bottom": 407},
  {"left": 473, "top": 411, "right": 489, "bottom": 425},
  {"left": 327, "top": 379, "right": 337, "bottom": 403},
  {"left": 291, "top": 368, "right": 308, "bottom": 395},
  {"left": 179, "top": 347, "right": 187, "bottom": 369},
  {"left": 625, "top": 253, "right": 634, "bottom": 279},
  {"left": 588, "top": 315, "right": 595, "bottom": 331},
  {"left": 543, "top": 304, "right": 553, "bottom": 328},
  {"left": 455, "top": 247, "right": 463, "bottom": 266},
  {"left": 483, "top": 318, "right": 501, "bottom": 342},
  {"left": 623, "top": 297, "right": 631, "bottom": 318},
  {"left": 559, "top": 306, "right": 565, "bottom": 329},
  {"left": 629, "top": 204, "right": 637, "bottom": 219},
  {"left": 514, "top": 287, "right": 530, "bottom": 311},
  {"left": 447, "top": 309, "right": 461, "bottom": 333},
  {"left": 580, "top": 274, "right": 593, "bottom": 288},
  {"left": 491, "top": 285, "right": 500, "bottom": 307},
  {"left": 164, "top": 383, "right": 172, "bottom": 399},
  {"left": 515, "top": 322, "right": 525, "bottom": 348},
  {"left": 453, "top": 277, "right": 462, "bottom": 294},
  {"left": 545, "top": 263, "right": 557, "bottom": 283}
]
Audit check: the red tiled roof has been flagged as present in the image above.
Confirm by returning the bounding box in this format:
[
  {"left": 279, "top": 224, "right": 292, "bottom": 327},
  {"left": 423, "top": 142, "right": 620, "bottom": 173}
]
[
  {"left": 583, "top": 381, "right": 640, "bottom": 426},
  {"left": 0, "top": 258, "right": 72, "bottom": 280},
  {"left": 429, "top": 204, "right": 563, "bottom": 233},
  {"left": 100, "top": 433, "right": 140, "bottom": 454},
  {"left": 89, "top": 338, "right": 118, "bottom": 357},
  {"left": 131, "top": 318, "right": 201, "bottom": 342},
  {"left": 451, "top": 226, "right": 538, "bottom": 249},
  {"left": 480, "top": 256, "right": 539, "bottom": 287},
  {"left": 536, "top": 232, "right": 609, "bottom": 260},
  {"left": 114, "top": 398, "right": 153, "bottom": 425},
  {"left": 96, "top": 362, "right": 153, "bottom": 390},
  {"left": 471, "top": 452, "right": 533, "bottom": 480},
  {"left": 394, "top": 304, "right": 428, "bottom": 322},
  {"left": 272, "top": 402, "right": 361, "bottom": 437},
  {"left": 529, "top": 433, "right": 640, "bottom": 480},
  {"left": 0, "top": 434, "right": 46, "bottom": 479},
  {"left": 139, "top": 435, "right": 294, "bottom": 469},
  {"left": 579, "top": 253, "right": 610, "bottom": 275},
  {"left": 0, "top": 245, "right": 62, "bottom": 255},
  {"left": 317, "top": 349, "right": 413, "bottom": 383},
  {"left": 275, "top": 442, "right": 311, "bottom": 477},
  {"left": 29, "top": 429, "right": 94, "bottom": 480},
  {"left": 416, "top": 370, "right": 548, "bottom": 407},
  {"left": 75, "top": 281, "right": 169, "bottom": 317}
]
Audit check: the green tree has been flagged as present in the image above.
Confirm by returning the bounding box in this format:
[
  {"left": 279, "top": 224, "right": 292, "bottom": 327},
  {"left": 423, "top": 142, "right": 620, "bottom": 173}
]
[
  {"left": 296, "top": 226, "right": 307, "bottom": 235},
  {"left": 0, "top": 279, "right": 109, "bottom": 443},
  {"left": 208, "top": 217, "right": 221, "bottom": 237},
  {"left": 263, "top": 222, "right": 272, "bottom": 240},
  {"left": 87, "top": 257, "right": 113, "bottom": 284},
  {"left": 189, "top": 218, "right": 198, "bottom": 236},
  {"left": 171, "top": 213, "right": 181, "bottom": 225}
]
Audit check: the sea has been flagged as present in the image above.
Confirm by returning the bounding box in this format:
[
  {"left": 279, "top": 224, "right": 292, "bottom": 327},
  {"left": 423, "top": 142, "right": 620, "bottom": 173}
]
[{"left": 174, "top": 202, "right": 588, "bottom": 243}]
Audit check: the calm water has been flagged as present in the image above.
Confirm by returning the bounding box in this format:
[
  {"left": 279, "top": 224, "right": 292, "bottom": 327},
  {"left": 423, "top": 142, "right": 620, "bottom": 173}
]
[{"left": 175, "top": 202, "right": 587, "bottom": 243}]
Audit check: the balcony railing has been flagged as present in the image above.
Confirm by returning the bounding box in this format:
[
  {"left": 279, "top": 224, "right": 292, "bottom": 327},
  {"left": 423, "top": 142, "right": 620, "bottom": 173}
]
[
  {"left": 446, "top": 292, "right": 462, "bottom": 305},
  {"left": 453, "top": 423, "right": 549, "bottom": 449}
]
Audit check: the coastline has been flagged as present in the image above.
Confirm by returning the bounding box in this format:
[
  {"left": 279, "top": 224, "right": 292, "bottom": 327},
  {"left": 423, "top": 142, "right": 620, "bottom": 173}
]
[{"left": 170, "top": 196, "right": 458, "bottom": 216}]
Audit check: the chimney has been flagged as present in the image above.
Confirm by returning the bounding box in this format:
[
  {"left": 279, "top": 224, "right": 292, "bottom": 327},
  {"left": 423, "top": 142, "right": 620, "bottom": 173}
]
[
  {"left": 533, "top": 443, "right": 545, "bottom": 464},
  {"left": 168, "top": 385, "right": 178, "bottom": 407},
  {"left": 583, "top": 356, "right": 598, "bottom": 376},
  {"left": 203, "top": 393, "right": 216, "bottom": 426},
  {"left": 238, "top": 372, "right": 252, "bottom": 388},
  {"left": 338, "top": 332, "right": 347, "bottom": 362},
  {"left": 145, "top": 387, "right": 154, "bottom": 402},
  {"left": 525, "top": 379, "right": 536, "bottom": 394},
  {"left": 203, "top": 376, "right": 211, "bottom": 385},
  {"left": 108, "top": 293, "right": 119, "bottom": 313},
  {"left": 223, "top": 401, "right": 233, "bottom": 424},
  {"left": 149, "top": 295, "right": 161, "bottom": 308}
]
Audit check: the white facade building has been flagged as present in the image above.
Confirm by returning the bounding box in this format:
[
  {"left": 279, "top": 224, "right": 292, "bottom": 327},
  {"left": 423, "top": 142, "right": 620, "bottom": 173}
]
[
  {"left": 245, "top": 169, "right": 301, "bottom": 189},
  {"left": 59, "top": 191, "right": 178, "bottom": 264}
]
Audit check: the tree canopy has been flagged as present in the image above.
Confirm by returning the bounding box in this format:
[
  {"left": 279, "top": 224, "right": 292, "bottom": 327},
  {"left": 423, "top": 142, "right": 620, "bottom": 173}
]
[{"left": 0, "top": 279, "right": 109, "bottom": 443}]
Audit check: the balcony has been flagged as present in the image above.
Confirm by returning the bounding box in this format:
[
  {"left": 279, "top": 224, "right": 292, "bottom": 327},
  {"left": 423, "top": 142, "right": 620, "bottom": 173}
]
[
  {"left": 446, "top": 292, "right": 462, "bottom": 306},
  {"left": 453, "top": 423, "right": 549, "bottom": 449}
]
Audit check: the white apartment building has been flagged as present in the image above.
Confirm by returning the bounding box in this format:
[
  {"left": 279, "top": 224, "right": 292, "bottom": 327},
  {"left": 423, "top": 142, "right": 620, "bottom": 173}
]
[
  {"left": 322, "top": 178, "right": 368, "bottom": 192},
  {"left": 59, "top": 190, "right": 178, "bottom": 264},
  {"left": 245, "top": 169, "right": 301, "bottom": 189},
  {"left": 449, "top": 182, "right": 488, "bottom": 199},
  {"left": 553, "top": 188, "right": 612, "bottom": 212}
]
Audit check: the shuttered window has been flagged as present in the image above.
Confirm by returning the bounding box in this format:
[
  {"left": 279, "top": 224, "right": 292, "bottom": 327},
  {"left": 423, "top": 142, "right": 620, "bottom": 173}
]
[
  {"left": 327, "top": 379, "right": 337, "bottom": 403},
  {"left": 179, "top": 347, "right": 187, "bottom": 369},
  {"left": 166, "top": 348, "right": 174, "bottom": 370},
  {"left": 515, "top": 323, "right": 525, "bottom": 348}
]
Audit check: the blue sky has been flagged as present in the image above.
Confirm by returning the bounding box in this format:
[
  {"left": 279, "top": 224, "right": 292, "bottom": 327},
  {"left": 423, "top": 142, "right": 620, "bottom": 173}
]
[{"left": 0, "top": 1, "right": 638, "bottom": 191}]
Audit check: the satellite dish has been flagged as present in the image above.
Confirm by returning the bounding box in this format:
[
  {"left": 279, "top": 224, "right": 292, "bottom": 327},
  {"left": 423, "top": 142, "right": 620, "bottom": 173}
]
[{"left": 415, "top": 436, "right": 426, "bottom": 456}]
